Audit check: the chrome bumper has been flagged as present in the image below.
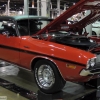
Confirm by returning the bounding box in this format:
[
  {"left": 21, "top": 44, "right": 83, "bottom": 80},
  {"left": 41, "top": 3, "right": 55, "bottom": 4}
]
[{"left": 80, "top": 69, "right": 100, "bottom": 76}]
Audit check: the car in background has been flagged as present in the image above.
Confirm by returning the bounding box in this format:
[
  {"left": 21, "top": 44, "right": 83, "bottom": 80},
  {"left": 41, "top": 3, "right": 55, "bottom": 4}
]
[
  {"left": 92, "top": 20, "right": 100, "bottom": 36},
  {"left": 0, "top": 0, "right": 100, "bottom": 94}
]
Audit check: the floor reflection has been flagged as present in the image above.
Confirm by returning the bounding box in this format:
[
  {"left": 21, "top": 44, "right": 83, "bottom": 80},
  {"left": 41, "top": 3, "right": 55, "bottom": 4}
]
[
  {"left": 0, "top": 65, "right": 19, "bottom": 76},
  {"left": 0, "top": 61, "right": 99, "bottom": 100},
  {"left": 37, "top": 90, "right": 63, "bottom": 100},
  {"left": 0, "top": 60, "right": 19, "bottom": 76}
]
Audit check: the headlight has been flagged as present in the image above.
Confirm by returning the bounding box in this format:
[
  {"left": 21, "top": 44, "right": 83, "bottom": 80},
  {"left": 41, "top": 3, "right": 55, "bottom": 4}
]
[{"left": 86, "top": 57, "right": 96, "bottom": 69}]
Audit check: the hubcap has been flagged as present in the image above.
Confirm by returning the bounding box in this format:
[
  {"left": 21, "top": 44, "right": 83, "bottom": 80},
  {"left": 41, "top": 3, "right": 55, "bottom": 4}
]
[{"left": 36, "top": 64, "right": 55, "bottom": 89}]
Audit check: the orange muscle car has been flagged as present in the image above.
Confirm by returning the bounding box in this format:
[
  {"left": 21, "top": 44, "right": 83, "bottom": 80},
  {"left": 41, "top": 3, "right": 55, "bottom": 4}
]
[{"left": 0, "top": 0, "right": 100, "bottom": 94}]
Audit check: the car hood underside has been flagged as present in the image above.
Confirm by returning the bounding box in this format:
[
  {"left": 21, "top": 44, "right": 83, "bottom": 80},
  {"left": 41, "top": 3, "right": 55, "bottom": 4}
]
[
  {"left": 53, "top": 34, "right": 100, "bottom": 54},
  {"left": 32, "top": 33, "right": 100, "bottom": 54},
  {"left": 32, "top": 0, "right": 100, "bottom": 54},
  {"left": 36, "top": 0, "right": 100, "bottom": 35}
]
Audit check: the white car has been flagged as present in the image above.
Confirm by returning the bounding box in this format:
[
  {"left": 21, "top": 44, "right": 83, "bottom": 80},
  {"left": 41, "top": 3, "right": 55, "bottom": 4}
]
[{"left": 92, "top": 20, "right": 100, "bottom": 36}]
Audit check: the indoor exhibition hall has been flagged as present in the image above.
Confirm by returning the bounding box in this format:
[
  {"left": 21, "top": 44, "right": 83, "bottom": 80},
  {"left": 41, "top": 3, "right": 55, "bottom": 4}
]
[{"left": 0, "top": 0, "right": 100, "bottom": 100}]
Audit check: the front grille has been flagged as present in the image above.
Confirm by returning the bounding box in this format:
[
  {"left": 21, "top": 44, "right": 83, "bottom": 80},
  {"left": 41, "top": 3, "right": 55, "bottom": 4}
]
[
  {"left": 90, "top": 68, "right": 100, "bottom": 73},
  {"left": 96, "top": 55, "right": 100, "bottom": 63},
  {"left": 88, "top": 62, "right": 100, "bottom": 73}
]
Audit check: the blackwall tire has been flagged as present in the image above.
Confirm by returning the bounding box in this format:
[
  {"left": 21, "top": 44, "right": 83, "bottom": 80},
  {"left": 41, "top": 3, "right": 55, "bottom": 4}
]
[{"left": 34, "top": 59, "right": 66, "bottom": 94}]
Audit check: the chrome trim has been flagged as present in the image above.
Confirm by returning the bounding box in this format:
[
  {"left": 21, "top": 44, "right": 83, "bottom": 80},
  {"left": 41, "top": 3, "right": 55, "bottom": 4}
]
[
  {"left": 80, "top": 69, "right": 100, "bottom": 76},
  {"left": 80, "top": 69, "right": 91, "bottom": 76},
  {"left": 88, "top": 75, "right": 94, "bottom": 82},
  {"left": 16, "top": 65, "right": 31, "bottom": 71},
  {"left": 36, "top": 64, "right": 55, "bottom": 89},
  {"left": 30, "top": 56, "right": 66, "bottom": 81},
  {"left": 30, "top": 56, "right": 50, "bottom": 69}
]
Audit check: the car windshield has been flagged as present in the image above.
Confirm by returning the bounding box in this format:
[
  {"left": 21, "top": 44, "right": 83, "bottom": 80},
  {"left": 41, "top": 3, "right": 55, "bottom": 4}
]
[
  {"left": 17, "top": 19, "right": 53, "bottom": 36},
  {"left": 47, "top": 31, "right": 74, "bottom": 37},
  {"left": 49, "top": 31, "right": 69, "bottom": 34}
]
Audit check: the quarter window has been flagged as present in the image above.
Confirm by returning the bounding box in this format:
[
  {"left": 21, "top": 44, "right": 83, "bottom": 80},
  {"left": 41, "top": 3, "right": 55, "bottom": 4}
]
[{"left": 0, "top": 20, "right": 17, "bottom": 36}]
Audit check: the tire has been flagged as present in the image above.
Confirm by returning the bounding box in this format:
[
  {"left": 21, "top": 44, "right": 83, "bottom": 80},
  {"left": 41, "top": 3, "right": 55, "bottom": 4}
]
[{"left": 33, "top": 59, "right": 66, "bottom": 94}]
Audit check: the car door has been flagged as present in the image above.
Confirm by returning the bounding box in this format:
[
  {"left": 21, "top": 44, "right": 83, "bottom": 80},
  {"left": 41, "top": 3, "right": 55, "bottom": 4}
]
[{"left": 0, "top": 20, "right": 20, "bottom": 64}]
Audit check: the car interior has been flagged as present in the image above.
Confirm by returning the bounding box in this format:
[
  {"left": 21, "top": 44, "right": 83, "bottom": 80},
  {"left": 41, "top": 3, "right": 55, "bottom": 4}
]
[
  {"left": 0, "top": 21, "right": 17, "bottom": 36},
  {"left": 17, "top": 19, "right": 41, "bottom": 36}
]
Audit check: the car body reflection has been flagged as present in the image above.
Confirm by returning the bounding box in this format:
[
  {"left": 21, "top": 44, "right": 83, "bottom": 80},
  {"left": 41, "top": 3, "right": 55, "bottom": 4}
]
[{"left": 0, "top": 60, "right": 19, "bottom": 76}]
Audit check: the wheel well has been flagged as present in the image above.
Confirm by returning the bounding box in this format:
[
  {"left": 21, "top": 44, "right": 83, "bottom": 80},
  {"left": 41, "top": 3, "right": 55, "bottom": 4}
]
[
  {"left": 31, "top": 58, "right": 58, "bottom": 72},
  {"left": 31, "top": 57, "right": 65, "bottom": 81},
  {"left": 31, "top": 58, "right": 42, "bottom": 71}
]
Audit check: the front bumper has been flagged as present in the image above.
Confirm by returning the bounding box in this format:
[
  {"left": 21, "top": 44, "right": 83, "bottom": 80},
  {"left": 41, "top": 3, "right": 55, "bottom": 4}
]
[
  {"left": 80, "top": 63, "right": 100, "bottom": 76},
  {"left": 80, "top": 69, "right": 100, "bottom": 76}
]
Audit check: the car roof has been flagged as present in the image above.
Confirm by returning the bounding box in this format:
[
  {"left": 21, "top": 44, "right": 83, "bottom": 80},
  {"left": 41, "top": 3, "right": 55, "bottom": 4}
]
[{"left": 0, "top": 15, "right": 52, "bottom": 21}]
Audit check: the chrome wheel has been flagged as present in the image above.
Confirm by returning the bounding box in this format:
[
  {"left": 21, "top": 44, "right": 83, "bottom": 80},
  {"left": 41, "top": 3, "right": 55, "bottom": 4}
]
[
  {"left": 36, "top": 64, "right": 55, "bottom": 89},
  {"left": 34, "top": 60, "right": 66, "bottom": 93}
]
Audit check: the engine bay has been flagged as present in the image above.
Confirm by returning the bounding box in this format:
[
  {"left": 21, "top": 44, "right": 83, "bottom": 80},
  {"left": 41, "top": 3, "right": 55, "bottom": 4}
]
[{"left": 32, "top": 31, "right": 99, "bottom": 52}]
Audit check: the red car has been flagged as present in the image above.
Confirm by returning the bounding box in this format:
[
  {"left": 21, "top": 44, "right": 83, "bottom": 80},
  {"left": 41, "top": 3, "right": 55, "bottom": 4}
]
[{"left": 0, "top": 0, "right": 100, "bottom": 94}]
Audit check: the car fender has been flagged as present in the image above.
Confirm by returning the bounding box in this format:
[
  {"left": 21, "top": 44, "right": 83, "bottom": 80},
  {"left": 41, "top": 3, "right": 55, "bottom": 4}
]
[{"left": 30, "top": 55, "right": 65, "bottom": 80}]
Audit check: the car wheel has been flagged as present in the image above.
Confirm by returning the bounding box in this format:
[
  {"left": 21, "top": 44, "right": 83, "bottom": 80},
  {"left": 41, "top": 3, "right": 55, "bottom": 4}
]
[{"left": 34, "top": 59, "right": 66, "bottom": 94}]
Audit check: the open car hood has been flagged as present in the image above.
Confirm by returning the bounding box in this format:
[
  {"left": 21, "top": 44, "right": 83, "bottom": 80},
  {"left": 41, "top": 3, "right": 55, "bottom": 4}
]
[{"left": 36, "top": 0, "right": 100, "bottom": 34}]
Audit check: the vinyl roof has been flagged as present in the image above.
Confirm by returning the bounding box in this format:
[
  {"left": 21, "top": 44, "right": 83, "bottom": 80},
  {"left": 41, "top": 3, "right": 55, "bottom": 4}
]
[{"left": 0, "top": 15, "right": 52, "bottom": 21}]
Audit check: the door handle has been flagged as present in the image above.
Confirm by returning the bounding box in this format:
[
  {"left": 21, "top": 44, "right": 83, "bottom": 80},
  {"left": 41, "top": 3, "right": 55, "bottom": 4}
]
[{"left": 24, "top": 46, "right": 30, "bottom": 48}]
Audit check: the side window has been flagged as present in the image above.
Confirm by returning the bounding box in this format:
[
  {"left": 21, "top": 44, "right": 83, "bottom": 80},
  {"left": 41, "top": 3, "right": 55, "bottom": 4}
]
[
  {"left": 0, "top": 21, "right": 5, "bottom": 34},
  {"left": 17, "top": 20, "right": 29, "bottom": 36},
  {"left": 29, "top": 20, "right": 40, "bottom": 35},
  {"left": 17, "top": 19, "right": 40, "bottom": 36},
  {"left": 17, "top": 19, "right": 51, "bottom": 36},
  {"left": 0, "top": 21, "right": 17, "bottom": 36}
]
